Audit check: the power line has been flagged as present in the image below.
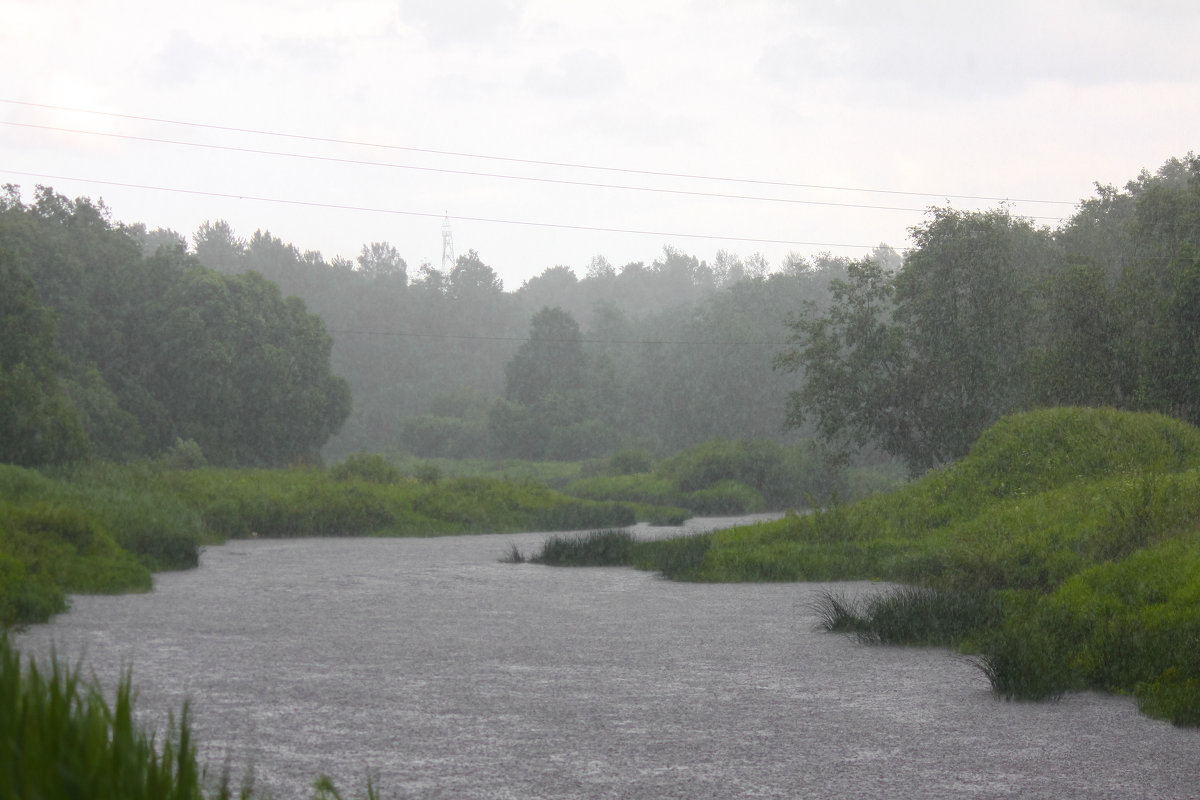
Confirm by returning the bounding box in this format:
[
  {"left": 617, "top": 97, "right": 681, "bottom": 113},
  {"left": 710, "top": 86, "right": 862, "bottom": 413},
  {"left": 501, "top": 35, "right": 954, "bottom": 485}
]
[
  {"left": 0, "top": 98, "right": 1079, "bottom": 206},
  {"left": 0, "top": 120, "right": 1070, "bottom": 221},
  {"left": 0, "top": 167, "right": 912, "bottom": 251},
  {"left": 0, "top": 121, "right": 929, "bottom": 214}
]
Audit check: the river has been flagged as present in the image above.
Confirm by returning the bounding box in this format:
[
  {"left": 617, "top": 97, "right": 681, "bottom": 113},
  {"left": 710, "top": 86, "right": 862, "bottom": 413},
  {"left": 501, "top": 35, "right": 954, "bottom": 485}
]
[{"left": 15, "top": 518, "right": 1200, "bottom": 799}]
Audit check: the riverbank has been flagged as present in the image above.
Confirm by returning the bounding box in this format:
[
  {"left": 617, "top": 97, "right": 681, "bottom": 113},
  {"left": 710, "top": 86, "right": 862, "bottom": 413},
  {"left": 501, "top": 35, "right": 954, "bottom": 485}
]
[
  {"left": 0, "top": 456, "right": 644, "bottom": 630},
  {"left": 525, "top": 408, "right": 1200, "bottom": 727},
  {"left": 17, "top": 533, "right": 1198, "bottom": 798}
]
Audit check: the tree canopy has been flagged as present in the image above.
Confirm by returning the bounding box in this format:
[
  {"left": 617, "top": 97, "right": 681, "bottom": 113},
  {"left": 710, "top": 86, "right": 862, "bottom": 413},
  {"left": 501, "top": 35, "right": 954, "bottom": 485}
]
[
  {"left": 777, "top": 154, "right": 1200, "bottom": 473},
  {"left": 0, "top": 186, "right": 350, "bottom": 467}
]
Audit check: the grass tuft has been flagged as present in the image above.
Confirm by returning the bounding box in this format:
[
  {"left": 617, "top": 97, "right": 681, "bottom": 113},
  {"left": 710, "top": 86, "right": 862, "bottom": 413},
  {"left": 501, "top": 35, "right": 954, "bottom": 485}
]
[
  {"left": 811, "top": 585, "right": 1001, "bottom": 646},
  {"left": 497, "top": 543, "right": 527, "bottom": 564},
  {"left": 810, "top": 589, "right": 872, "bottom": 636},
  {"left": 528, "top": 529, "right": 638, "bottom": 566}
]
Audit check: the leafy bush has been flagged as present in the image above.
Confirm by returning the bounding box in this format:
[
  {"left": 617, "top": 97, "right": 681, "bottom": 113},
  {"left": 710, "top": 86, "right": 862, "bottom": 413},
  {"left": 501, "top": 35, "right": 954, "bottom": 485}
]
[
  {"left": 0, "top": 552, "right": 67, "bottom": 631},
  {"left": 532, "top": 501, "right": 635, "bottom": 531},
  {"left": 412, "top": 462, "right": 442, "bottom": 485},
  {"left": 655, "top": 438, "right": 850, "bottom": 509},
  {"left": 564, "top": 473, "right": 676, "bottom": 505},
  {"left": 398, "top": 414, "right": 489, "bottom": 459}
]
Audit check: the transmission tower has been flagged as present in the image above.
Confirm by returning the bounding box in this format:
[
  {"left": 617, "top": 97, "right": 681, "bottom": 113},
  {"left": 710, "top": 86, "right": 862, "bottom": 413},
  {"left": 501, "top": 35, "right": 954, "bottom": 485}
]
[{"left": 441, "top": 214, "right": 455, "bottom": 272}]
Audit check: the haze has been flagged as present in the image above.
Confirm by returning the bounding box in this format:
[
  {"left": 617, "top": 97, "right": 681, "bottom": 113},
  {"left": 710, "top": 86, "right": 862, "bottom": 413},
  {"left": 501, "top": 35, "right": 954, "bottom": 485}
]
[{"left": 3, "top": 0, "right": 1199, "bottom": 287}]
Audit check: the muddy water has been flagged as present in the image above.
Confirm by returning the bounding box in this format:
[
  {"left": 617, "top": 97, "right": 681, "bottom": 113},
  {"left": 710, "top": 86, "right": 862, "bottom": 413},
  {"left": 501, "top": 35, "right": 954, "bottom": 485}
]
[{"left": 16, "top": 519, "right": 1200, "bottom": 799}]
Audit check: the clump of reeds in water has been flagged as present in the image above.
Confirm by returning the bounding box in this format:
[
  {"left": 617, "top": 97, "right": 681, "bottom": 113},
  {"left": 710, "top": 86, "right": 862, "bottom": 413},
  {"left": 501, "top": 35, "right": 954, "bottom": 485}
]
[
  {"left": 505, "top": 529, "right": 638, "bottom": 567},
  {"left": 810, "top": 585, "right": 1001, "bottom": 647},
  {"left": 498, "top": 542, "right": 528, "bottom": 563}
]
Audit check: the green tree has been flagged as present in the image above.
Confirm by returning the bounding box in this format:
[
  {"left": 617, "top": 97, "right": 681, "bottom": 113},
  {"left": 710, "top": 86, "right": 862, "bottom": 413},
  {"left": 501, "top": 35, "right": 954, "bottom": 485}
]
[
  {"left": 448, "top": 249, "right": 503, "bottom": 301},
  {"left": 777, "top": 258, "right": 906, "bottom": 464},
  {"left": 0, "top": 253, "right": 88, "bottom": 465},
  {"left": 1028, "top": 261, "right": 1126, "bottom": 408},
  {"left": 192, "top": 219, "right": 245, "bottom": 274},
  {"left": 357, "top": 241, "right": 407, "bottom": 282},
  {"left": 151, "top": 268, "right": 351, "bottom": 465},
  {"left": 504, "top": 306, "right": 586, "bottom": 407},
  {"left": 779, "top": 208, "right": 1054, "bottom": 473},
  {"left": 1043, "top": 154, "right": 1200, "bottom": 423}
]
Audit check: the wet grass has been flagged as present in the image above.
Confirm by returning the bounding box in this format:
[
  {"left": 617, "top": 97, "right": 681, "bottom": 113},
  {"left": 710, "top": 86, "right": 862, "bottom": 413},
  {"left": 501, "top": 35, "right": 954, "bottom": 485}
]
[
  {"left": 0, "top": 636, "right": 383, "bottom": 799},
  {"left": 526, "top": 529, "right": 639, "bottom": 567},
  {"left": 498, "top": 542, "right": 528, "bottom": 564},
  {"left": 157, "top": 467, "right": 636, "bottom": 539},
  {"left": 811, "top": 585, "right": 1002, "bottom": 646}
]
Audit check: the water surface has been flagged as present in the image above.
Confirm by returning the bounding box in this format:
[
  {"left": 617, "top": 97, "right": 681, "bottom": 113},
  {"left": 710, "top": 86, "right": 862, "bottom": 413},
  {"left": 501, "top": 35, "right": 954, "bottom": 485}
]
[{"left": 16, "top": 519, "right": 1200, "bottom": 798}]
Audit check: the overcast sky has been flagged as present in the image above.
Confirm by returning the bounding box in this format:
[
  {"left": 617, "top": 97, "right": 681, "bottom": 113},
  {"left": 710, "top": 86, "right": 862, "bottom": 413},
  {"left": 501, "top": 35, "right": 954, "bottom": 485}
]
[{"left": 3, "top": 1, "right": 1198, "bottom": 288}]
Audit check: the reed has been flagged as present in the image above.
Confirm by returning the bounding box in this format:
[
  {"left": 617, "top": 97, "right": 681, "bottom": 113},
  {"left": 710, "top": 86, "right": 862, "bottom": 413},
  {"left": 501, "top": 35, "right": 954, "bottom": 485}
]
[
  {"left": 632, "top": 533, "right": 715, "bottom": 580},
  {"left": 0, "top": 635, "right": 388, "bottom": 799},
  {"left": 0, "top": 635, "right": 211, "bottom": 800},
  {"left": 811, "top": 585, "right": 1001, "bottom": 646},
  {"left": 497, "top": 542, "right": 527, "bottom": 564},
  {"left": 529, "top": 529, "right": 638, "bottom": 566}
]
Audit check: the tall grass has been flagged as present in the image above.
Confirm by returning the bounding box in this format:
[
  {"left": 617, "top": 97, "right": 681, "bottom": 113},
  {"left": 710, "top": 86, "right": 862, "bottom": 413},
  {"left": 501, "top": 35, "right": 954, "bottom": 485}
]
[
  {"left": 513, "top": 528, "right": 717, "bottom": 578},
  {"left": 158, "top": 468, "right": 636, "bottom": 539},
  {"left": 811, "top": 585, "right": 1001, "bottom": 646},
  {"left": 0, "top": 636, "right": 386, "bottom": 799},
  {"left": 0, "top": 635, "right": 216, "bottom": 800},
  {"left": 527, "top": 530, "right": 638, "bottom": 566}
]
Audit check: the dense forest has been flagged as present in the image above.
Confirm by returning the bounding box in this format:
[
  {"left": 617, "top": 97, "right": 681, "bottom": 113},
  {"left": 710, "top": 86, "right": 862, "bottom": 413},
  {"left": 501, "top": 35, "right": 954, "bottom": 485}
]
[
  {"left": 1, "top": 153, "right": 1198, "bottom": 473},
  {"left": 0, "top": 187, "right": 349, "bottom": 467},
  {"left": 780, "top": 153, "right": 1200, "bottom": 473},
  {"left": 182, "top": 225, "right": 863, "bottom": 461}
]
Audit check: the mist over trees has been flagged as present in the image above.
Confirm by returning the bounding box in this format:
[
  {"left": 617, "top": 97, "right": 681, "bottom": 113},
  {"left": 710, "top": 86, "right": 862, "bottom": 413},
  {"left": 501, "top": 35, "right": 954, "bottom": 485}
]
[
  {"left": 3, "top": 154, "right": 1196, "bottom": 474},
  {"left": 778, "top": 153, "right": 1200, "bottom": 474},
  {"left": 175, "top": 226, "right": 845, "bottom": 462}
]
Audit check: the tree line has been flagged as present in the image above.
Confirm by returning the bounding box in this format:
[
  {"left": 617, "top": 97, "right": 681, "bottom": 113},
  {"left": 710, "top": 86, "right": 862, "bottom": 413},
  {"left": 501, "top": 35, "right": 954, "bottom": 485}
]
[
  {"left": 3, "top": 153, "right": 1196, "bottom": 472},
  {"left": 172, "top": 221, "right": 860, "bottom": 461},
  {"left": 778, "top": 154, "right": 1200, "bottom": 473},
  {"left": 0, "top": 186, "right": 350, "bottom": 467}
]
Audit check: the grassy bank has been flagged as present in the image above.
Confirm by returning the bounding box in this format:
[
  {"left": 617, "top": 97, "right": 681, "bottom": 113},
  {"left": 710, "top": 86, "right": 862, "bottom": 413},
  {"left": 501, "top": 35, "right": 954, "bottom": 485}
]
[
  {"left": 0, "top": 455, "right": 644, "bottom": 630},
  {"left": 561, "top": 439, "right": 905, "bottom": 515},
  {"left": 524, "top": 408, "right": 1200, "bottom": 726}
]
